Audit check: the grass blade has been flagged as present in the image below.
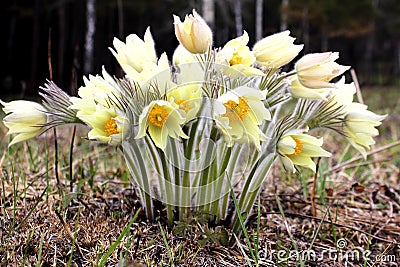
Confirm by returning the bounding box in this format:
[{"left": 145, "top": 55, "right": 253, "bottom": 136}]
[{"left": 98, "top": 208, "right": 141, "bottom": 267}]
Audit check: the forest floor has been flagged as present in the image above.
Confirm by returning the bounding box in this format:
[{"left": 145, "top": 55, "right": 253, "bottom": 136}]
[{"left": 0, "top": 87, "right": 399, "bottom": 266}]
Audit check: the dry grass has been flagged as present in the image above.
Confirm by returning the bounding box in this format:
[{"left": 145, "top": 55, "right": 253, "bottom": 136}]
[{"left": 1, "top": 91, "right": 400, "bottom": 266}]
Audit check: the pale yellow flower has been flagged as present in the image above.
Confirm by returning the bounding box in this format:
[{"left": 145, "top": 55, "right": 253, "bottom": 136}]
[
  {"left": 136, "top": 100, "right": 188, "bottom": 149},
  {"left": 69, "top": 67, "right": 121, "bottom": 117},
  {"left": 172, "top": 45, "right": 197, "bottom": 65},
  {"left": 295, "top": 52, "right": 350, "bottom": 89},
  {"left": 343, "top": 107, "right": 386, "bottom": 158},
  {"left": 277, "top": 133, "right": 331, "bottom": 172},
  {"left": 289, "top": 76, "right": 331, "bottom": 100},
  {"left": 78, "top": 104, "right": 129, "bottom": 145},
  {"left": 1, "top": 100, "right": 47, "bottom": 146},
  {"left": 323, "top": 78, "right": 386, "bottom": 158},
  {"left": 253, "top": 30, "right": 303, "bottom": 69},
  {"left": 167, "top": 83, "right": 202, "bottom": 122},
  {"left": 124, "top": 52, "right": 172, "bottom": 89},
  {"left": 173, "top": 9, "right": 213, "bottom": 54},
  {"left": 213, "top": 86, "right": 271, "bottom": 149},
  {"left": 328, "top": 77, "right": 357, "bottom": 110},
  {"left": 110, "top": 27, "right": 157, "bottom": 73},
  {"left": 217, "top": 31, "right": 265, "bottom": 77}
]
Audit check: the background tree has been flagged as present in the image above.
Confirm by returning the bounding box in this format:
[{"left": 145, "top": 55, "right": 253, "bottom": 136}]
[{"left": 0, "top": 0, "right": 398, "bottom": 98}]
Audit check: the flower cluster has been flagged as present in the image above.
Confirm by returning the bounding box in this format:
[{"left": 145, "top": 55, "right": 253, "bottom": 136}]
[{"left": 1, "top": 9, "right": 387, "bottom": 228}]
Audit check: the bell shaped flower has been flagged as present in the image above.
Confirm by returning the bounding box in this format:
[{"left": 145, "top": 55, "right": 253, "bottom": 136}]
[
  {"left": 325, "top": 78, "right": 387, "bottom": 157},
  {"left": 1, "top": 100, "right": 47, "bottom": 146},
  {"left": 173, "top": 10, "right": 213, "bottom": 54},
  {"left": 213, "top": 86, "right": 270, "bottom": 149},
  {"left": 167, "top": 83, "right": 202, "bottom": 122},
  {"left": 253, "top": 30, "right": 303, "bottom": 69},
  {"left": 277, "top": 133, "right": 331, "bottom": 173},
  {"left": 217, "top": 31, "right": 265, "bottom": 77},
  {"left": 295, "top": 52, "right": 350, "bottom": 89},
  {"left": 78, "top": 104, "right": 129, "bottom": 145},
  {"left": 289, "top": 76, "right": 331, "bottom": 100},
  {"left": 343, "top": 107, "right": 386, "bottom": 158},
  {"left": 136, "top": 100, "right": 188, "bottom": 149},
  {"left": 110, "top": 27, "right": 157, "bottom": 73}
]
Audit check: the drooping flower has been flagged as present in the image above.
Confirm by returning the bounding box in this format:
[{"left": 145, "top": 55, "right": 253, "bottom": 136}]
[
  {"left": 78, "top": 104, "right": 129, "bottom": 145},
  {"left": 1, "top": 100, "right": 47, "bottom": 146},
  {"left": 277, "top": 133, "right": 331, "bottom": 172},
  {"left": 324, "top": 78, "right": 387, "bottom": 157},
  {"left": 289, "top": 76, "right": 331, "bottom": 100},
  {"left": 216, "top": 31, "right": 265, "bottom": 77},
  {"left": 136, "top": 100, "right": 188, "bottom": 149},
  {"left": 295, "top": 52, "right": 350, "bottom": 89},
  {"left": 213, "top": 86, "right": 271, "bottom": 149},
  {"left": 167, "top": 83, "right": 202, "bottom": 122},
  {"left": 253, "top": 30, "right": 303, "bottom": 69},
  {"left": 343, "top": 107, "right": 386, "bottom": 158},
  {"left": 109, "top": 27, "right": 157, "bottom": 73},
  {"left": 173, "top": 9, "right": 213, "bottom": 54}
]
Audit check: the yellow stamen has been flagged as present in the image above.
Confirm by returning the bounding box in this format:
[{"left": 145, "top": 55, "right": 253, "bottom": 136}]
[
  {"left": 229, "top": 51, "right": 243, "bottom": 66},
  {"left": 105, "top": 118, "right": 119, "bottom": 136},
  {"left": 288, "top": 138, "right": 303, "bottom": 157},
  {"left": 149, "top": 104, "right": 169, "bottom": 127},
  {"left": 223, "top": 97, "right": 250, "bottom": 122},
  {"left": 175, "top": 99, "right": 191, "bottom": 113}
]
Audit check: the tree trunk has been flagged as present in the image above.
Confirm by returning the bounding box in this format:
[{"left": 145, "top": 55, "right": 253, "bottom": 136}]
[
  {"left": 58, "top": 1, "right": 66, "bottom": 83},
  {"left": 202, "top": 0, "right": 215, "bottom": 30},
  {"left": 84, "top": 0, "right": 96, "bottom": 74},
  {"left": 29, "top": 0, "right": 41, "bottom": 95},
  {"left": 234, "top": 0, "right": 243, "bottom": 36},
  {"left": 255, "top": 0, "right": 263, "bottom": 40},
  {"left": 117, "top": 0, "right": 124, "bottom": 39},
  {"left": 364, "top": 0, "right": 379, "bottom": 84},
  {"left": 301, "top": 7, "right": 309, "bottom": 52},
  {"left": 280, "top": 0, "right": 288, "bottom": 31}
]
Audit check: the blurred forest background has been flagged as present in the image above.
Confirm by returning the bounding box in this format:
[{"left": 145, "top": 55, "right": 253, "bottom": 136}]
[{"left": 1, "top": 0, "right": 400, "bottom": 97}]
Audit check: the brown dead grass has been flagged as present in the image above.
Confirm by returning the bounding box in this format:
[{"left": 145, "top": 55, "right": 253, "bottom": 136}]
[{"left": 1, "top": 106, "right": 400, "bottom": 267}]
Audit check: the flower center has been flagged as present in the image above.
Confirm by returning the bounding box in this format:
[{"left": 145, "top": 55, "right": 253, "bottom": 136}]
[
  {"left": 223, "top": 97, "right": 250, "bottom": 122},
  {"left": 105, "top": 118, "right": 119, "bottom": 136},
  {"left": 229, "top": 51, "right": 243, "bottom": 66},
  {"left": 288, "top": 138, "right": 303, "bottom": 157},
  {"left": 175, "top": 99, "right": 191, "bottom": 113},
  {"left": 149, "top": 104, "right": 169, "bottom": 127}
]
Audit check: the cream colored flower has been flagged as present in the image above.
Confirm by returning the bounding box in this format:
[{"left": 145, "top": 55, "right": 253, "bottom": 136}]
[
  {"left": 110, "top": 27, "right": 157, "bottom": 73},
  {"left": 213, "top": 86, "right": 270, "bottom": 149},
  {"left": 328, "top": 77, "right": 357, "bottom": 110},
  {"left": 1, "top": 100, "right": 47, "bottom": 146},
  {"left": 124, "top": 52, "right": 172, "bottom": 89},
  {"left": 69, "top": 67, "right": 121, "bottom": 117},
  {"left": 295, "top": 52, "right": 350, "bottom": 89},
  {"left": 277, "top": 133, "right": 331, "bottom": 172},
  {"left": 253, "top": 30, "right": 303, "bottom": 69},
  {"left": 343, "top": 107, "right": 386, "bottom": 158},
  {"left": 167, "top": 83, "right": 202, "bottom": 122},
  {"left": 173, "top": 10, "right": 213, "bottom": 54},
  {"left": 289, "top": 76, "right": 331, "bottom": 100},
  {"left": 136, "top": 100, "right": 188, "bottom": 149},
  {"left": 321, "top": 78, "right": 386, "bottom": 158},
  {"left": 217, "top": 31, "right": 265, "bottom": 77},
  {"left": 173, "top": 45, "right": 197, "bottom": 65},
  {"left": 78, "top": 104, "right": 129, "bottom": 145}
]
